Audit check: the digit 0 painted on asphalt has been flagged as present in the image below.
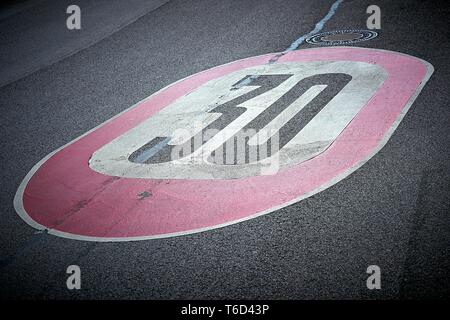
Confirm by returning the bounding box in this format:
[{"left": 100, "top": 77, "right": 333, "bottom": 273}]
[{"left": 14, "top": 47, "right": 433, "bottom": 241}]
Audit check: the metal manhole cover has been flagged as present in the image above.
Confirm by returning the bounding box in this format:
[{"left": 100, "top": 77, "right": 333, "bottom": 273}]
[{"left": 306, "top": 30, "right": 378, "bottom": 46}]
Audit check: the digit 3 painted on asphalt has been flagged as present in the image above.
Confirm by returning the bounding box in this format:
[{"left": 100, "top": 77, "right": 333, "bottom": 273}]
[{"left": 14, "top": 47, "right": 433, "bottom": 241}]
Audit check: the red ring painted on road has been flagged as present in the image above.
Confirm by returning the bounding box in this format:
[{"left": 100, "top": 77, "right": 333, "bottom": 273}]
[{"left": 14, "top": 47, "right": 433, "bottom": 241}]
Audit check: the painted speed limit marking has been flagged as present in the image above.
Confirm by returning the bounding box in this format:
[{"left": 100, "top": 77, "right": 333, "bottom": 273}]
[
  {"left": 90, "top": 61, "right": 385, "bottom": 179},
  {"left": 14, "top": 47, "right": 433, "bottom": 241}
]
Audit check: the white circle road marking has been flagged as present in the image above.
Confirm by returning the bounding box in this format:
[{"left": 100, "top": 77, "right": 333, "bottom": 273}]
[{"left": 89, "top": 61, "right": 387, "bottom": 179}]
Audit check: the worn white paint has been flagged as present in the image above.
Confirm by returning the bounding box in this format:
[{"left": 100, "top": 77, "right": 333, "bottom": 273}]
[{"left": 90, "top": 61, "right": 387, "bottom": 179}]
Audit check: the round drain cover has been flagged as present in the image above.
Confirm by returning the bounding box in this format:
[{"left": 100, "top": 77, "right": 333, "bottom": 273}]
[{"left": 306, "top": 30, "right": 378, "bottom": 46}]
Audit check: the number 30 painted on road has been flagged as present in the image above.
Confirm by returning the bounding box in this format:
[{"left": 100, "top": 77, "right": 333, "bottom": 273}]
[{"left": 14, "top": 47, "right": 433, "bottom": 241}]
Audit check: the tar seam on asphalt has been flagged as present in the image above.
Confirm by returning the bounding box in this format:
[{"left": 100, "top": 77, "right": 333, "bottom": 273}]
[{"left": 233, "top": 0, "right": 344, "bottom": 88}]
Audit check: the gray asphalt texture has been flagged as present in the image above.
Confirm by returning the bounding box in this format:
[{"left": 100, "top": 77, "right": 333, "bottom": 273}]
[
  {"left": 0, "top": 0, "right": 449, "bottom": 299},
  {"left": 0, "top": 0, "right": 168, "bottom": 87}
]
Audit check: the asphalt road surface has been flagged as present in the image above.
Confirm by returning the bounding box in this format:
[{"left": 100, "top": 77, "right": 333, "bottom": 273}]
[{"left": 0, "top": 0, "right": 449, "bottom": 299}]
